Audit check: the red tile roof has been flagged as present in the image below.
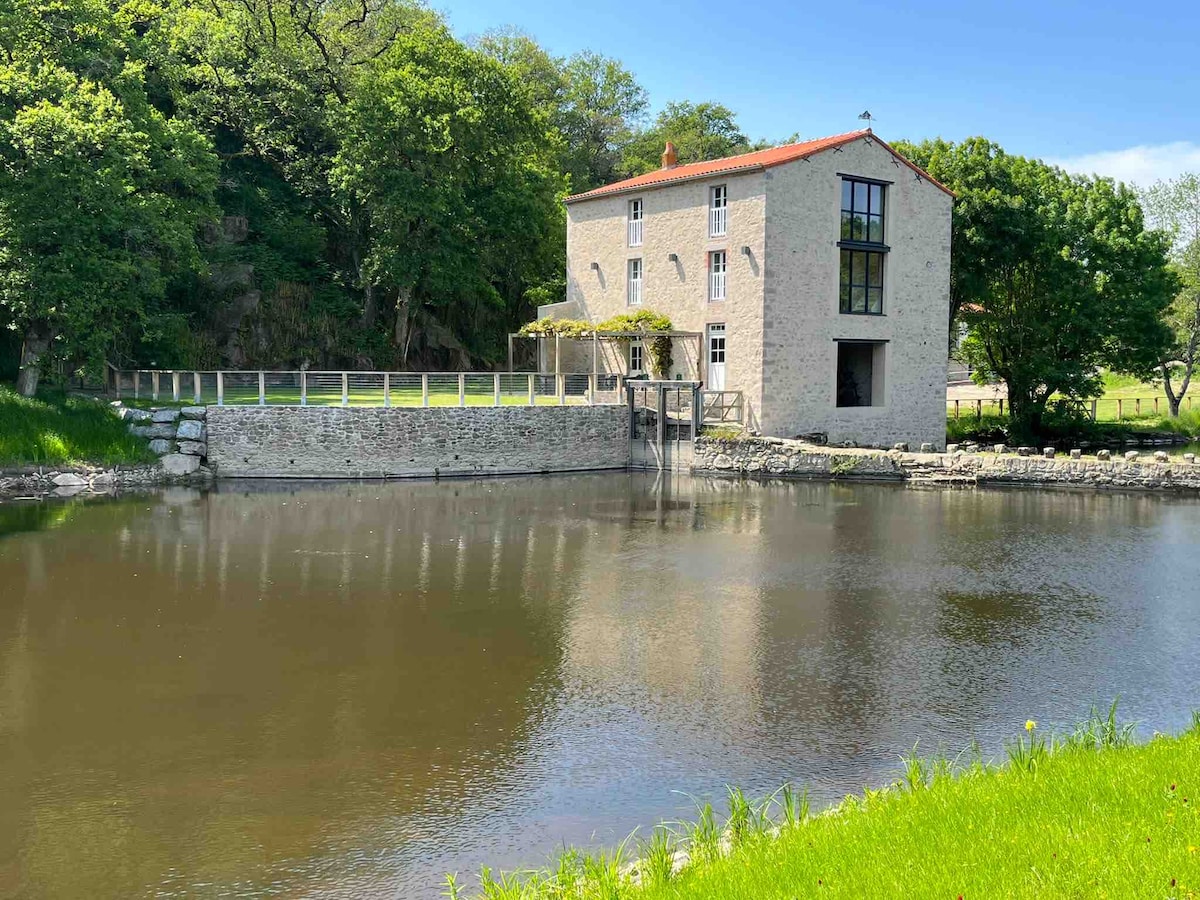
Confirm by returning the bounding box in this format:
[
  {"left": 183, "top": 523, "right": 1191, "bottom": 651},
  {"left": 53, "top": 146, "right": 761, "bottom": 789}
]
[{"left": 564, "top": 129, "right": 955, "bottom": 202}]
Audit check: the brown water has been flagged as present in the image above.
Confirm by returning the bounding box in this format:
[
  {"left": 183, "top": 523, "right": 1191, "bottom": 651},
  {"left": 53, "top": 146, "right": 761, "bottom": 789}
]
[{"left": 2, "top": 475, "right": 1200, "bottom": 899}]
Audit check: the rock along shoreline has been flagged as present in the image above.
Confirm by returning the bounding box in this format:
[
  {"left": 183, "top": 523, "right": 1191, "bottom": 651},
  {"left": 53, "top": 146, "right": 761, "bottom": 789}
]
[{"left": 693, "top": 436, "right": 1200, "bottom": 492}]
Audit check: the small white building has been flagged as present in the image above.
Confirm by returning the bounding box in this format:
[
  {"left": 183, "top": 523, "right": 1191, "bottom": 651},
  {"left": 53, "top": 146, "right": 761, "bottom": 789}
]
[{"left": 556, "top": 128, "right": 953, "bottom": 448}]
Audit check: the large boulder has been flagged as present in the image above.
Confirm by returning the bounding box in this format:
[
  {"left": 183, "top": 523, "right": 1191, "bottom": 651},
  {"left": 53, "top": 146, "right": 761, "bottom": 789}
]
[
  {"left": 180, "top": 406, "right": 207, "bottom": 420},
  {"left": 151, "top": 408, "right": 181, "bottom": 423},
  {"left": 161, "top": 454, "right": 201, "bottom": 476},
  {"left": 176, "top": 419, "right": 206, "bottom": 441},
  {"left": 129, "top": 423, "right": 176, "bottom": 440},
  {"left": 177, "top": 440, "right": 207, "bottom": 457},
  {"left": 52, "top": 473, "right": 88, "bottom": 487}
]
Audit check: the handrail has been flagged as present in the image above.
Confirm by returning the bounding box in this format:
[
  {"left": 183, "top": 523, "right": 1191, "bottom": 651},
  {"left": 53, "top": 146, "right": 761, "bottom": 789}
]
[{"left": 108, "top": 368, "right": 628, "bottom": 409}]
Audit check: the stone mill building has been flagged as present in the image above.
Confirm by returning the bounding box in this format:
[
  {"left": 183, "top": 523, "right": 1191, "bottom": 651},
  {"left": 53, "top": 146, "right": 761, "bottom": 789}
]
[{"left": 554, "top": 128, "right": 954, "bottom": 449}]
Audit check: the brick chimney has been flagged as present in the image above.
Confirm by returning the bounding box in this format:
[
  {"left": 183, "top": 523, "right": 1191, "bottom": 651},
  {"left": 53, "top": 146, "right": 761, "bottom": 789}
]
[{"left": 661, "top": 141, "right": 678, "bottom": 169}]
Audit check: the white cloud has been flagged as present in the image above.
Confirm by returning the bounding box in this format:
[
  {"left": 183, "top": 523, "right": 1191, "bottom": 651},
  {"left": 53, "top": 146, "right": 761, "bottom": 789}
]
[{"left": 1046, "top": 142, "right": 1200, "bottom": 188}]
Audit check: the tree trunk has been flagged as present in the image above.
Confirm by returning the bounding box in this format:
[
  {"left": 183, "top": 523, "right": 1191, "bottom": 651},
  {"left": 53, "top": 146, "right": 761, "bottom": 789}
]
[
  {"left": 16, "top": 322, "right": 52, "bottom": 397},
  {"left": 1161, "top": 361, "right": 1191, "bottom": 417},
  {"left": 393, "top": 287, "right": 413, "bottom": 368},
  {"left": 1006, "top": 381, "right": 1049, "bottom": 442}
]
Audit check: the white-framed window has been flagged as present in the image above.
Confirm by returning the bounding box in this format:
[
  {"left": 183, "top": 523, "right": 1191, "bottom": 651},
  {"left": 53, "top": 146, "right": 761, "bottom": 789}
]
[
  {"left": 709, "top": 184, "right": 728, "bottom": 237},
  {"left": 708, "top": 250, "right": 727, "bottom": 301},
  {"left": 629, "top": 340, "right": 644, "bottom": 375},
  {"left": 627, "top": 258, "right": 643, "bottom": 306},
  {"left": 628, "top": 198, "right": 643, "bottom": 247}
]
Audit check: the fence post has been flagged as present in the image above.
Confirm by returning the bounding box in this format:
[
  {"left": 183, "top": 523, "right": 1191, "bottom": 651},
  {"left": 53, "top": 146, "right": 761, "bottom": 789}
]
[
  {"left": 588, "top": 373, "right": 596, "bottom": 405},
  {"left": 999, "top": 398, "right": 1005, "bottom": 417},
  {"left": 1117, "top": 399, "right": 1123, "bottom": 419},
  {"left": 975, "top": 399, "right": 982, "bottom": 419},
  {"left": 1154, "top": 397, "right": 1159, "bottom": 414},
  {"left": 134, "top": 371, "right": 140, "bottom": 401},
  {"left": 458, "top": 372, "right": 466, "bottom": 407},
  {"left": 1135, "top": 398, "right": 1141, "bottom": 416},
  {"left": 616, "top": 374, "right": 624, "bottom": 398},
  {"left": 383, "top": 372, "right": 391, "bottom": 408},
  {"left": 114, "top": 368, "right": 122, "bottom": 400},
  {"left": 300, "top": 371, "right": 308, "bottom": 406},
  {"left": 258, "top": 371, "right": 266, "bottom": 406},
  {"left": 528, "top": 373, "right": 535, "bottom": 406},
  {"left": 152, "top": 371, "right": 160, "bottom": 401},
  {"left": 557, "top": 373, "right": 566, "bottom": 406},
  {"left": 422, "top": 373, "right": 429, "bottom": 408},
  {"left": 341, "top": 372, "right": 349, "bottom": 407},
  {"left": 953, "top": 399, "right": 959, "bottom": 419},
  {"left": 217, "top": 371, "right": 224, "bottom": 406},
  {"left": 172, "top": 371, "right": 180, "bottom": 402},
  {"left": 1091, "top": 399, "right": 1097, "bottom": 420},
  {"left": 493, "top": 372, "right": 501, "bottom": 407},
  {"left": 193, "top": 372, "right": 201, "bottom": 404}
]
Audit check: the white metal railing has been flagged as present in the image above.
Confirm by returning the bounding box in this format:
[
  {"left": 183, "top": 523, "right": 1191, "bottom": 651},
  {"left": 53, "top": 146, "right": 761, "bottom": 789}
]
[
  {"left": 709, "top": 267, "right": 726, "bottom": 301},
  {"left": 709, "top": 204, "right": 727, "bottom": 237},
  {"left": 108, "top": 368, "right": 626, "bottom": 409},
  {"left": 628, "top": 217, "right": 643, "bottom": 247}
]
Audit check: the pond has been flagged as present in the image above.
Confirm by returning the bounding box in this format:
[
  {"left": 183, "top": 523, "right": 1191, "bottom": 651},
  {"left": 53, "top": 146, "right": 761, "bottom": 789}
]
[{"left": 2, "top": 475, "right": 1199, "bottom": 898}]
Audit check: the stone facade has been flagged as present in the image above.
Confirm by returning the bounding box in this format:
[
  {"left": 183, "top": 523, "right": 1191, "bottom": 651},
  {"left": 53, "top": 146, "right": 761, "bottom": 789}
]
[
  {"left": 206, "top": 405, "right": 631, "bottom": 478},
  {"left": 760, "top": 140, "right": 951, "bottom": 446},
  {"left": 565, "top": 171, "right": 766, "bottom": 396},
  {"left": 562, "top": 131, "right": 952, "bottom": 447},
  {"left": 694, "top": 436, "right": 1200, "bottom": 492}
]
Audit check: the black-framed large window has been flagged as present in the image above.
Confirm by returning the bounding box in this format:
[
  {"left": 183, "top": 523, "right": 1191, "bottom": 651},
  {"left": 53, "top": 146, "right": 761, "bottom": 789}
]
[
  {"left": 840, "top": 249, "right": 883, "bottom": 315},
  {"left": 841, "top": 178, "right": 885, "bottom": 243}
]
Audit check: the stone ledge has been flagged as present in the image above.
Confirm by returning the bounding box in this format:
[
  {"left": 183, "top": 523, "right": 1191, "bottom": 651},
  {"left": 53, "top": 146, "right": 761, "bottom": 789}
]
[{"left": 693, "top": 437, "right": 1200, "bottom": 492}]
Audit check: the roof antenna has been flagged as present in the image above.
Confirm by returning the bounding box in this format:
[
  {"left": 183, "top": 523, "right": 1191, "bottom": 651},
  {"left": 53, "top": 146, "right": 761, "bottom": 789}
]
[{"left": 858, "top": 110, "right": 874, "bottom": 132}]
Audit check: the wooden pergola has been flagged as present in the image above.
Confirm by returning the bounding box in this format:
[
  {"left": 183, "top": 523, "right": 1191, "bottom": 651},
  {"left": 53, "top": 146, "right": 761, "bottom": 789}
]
[{"left": 507, "top": 329, "right": 705, "bottom": 379}]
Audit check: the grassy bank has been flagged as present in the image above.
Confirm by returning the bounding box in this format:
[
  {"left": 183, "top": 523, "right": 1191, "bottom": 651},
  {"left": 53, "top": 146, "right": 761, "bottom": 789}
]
[
  {"left": 947, "top": 410, "right": 1200, "bottom": 446},
  {"left": 0, "top": 384, "right": 154, "bottom": 467},
  {"left": 453, "top": 710, "right": 1200, "bottom": 899}
]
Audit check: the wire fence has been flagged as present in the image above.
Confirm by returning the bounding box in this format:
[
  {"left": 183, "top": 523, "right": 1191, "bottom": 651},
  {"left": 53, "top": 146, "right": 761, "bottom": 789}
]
[{"left": 947, "top": 396, "right": 1193, "bottom": 422}]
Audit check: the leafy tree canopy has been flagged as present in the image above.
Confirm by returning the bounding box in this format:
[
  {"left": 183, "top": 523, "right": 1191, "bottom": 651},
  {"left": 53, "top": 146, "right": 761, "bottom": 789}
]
[
  {"left": 0, "top": 0, "right": 218, "bottom": 394},
  {"left": 897, "top": 138, "right": 1177, "bottom": 437},
  {"left": 620, "top": 101, "right": 754, "bottom": 176}
]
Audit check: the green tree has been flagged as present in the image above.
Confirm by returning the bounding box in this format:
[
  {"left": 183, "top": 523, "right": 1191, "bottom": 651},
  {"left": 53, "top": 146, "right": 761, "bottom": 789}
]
[
  {"left": 332, "top": 21, "right": 565, "bottom": 366},
  {"left": 556, "top": 51, "right": 647, "bottom": 193},
  {"left": 620, "top": 101, "right": 753, "bottom": 176},
  {"left": 1142, "top": 175, "right": 1200, "bottom": 415},
  {"left": 898, "top": 138, "right": 1176, "bottom": 438},
  {"left": 0, "top": 0, "right": 218, "bottom": 394}
]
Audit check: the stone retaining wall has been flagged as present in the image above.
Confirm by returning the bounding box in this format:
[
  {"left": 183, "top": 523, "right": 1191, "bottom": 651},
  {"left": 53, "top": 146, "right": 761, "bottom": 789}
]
[
  {"left": 694, "top": 436, "right": 1200, "bottom": 492},
  {"left": 206, "top": 405, "right": 630, "bottom": 478}
]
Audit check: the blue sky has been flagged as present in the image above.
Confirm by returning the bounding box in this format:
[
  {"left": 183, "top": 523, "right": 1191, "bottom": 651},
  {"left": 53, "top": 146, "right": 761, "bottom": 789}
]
[{"left": 439, "top": 0, "right": 1200, "bottom": 187}]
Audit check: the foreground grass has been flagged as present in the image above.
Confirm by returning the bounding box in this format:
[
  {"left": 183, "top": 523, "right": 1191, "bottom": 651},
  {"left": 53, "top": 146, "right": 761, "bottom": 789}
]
[
  {"left": 0, "top": 383, "right": 154, "bottom": 467},
  {"left": 455, "top": 710, "right": 1200, "bottom": 899}
]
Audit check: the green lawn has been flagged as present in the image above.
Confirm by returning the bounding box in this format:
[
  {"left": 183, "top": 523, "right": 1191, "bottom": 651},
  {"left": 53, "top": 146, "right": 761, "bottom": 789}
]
[
  {"left": 0, "top": 383, "right": 155, "bottom": 467},
  {"left": 949, "top": 373, "right": 1197, "bottom": 425},
  {"left": 456, "top": 713, "right": 1200, "bottom": 899}
]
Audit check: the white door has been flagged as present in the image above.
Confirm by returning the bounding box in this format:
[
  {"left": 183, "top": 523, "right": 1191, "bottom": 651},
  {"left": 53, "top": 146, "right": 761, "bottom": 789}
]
[
  {"left": 707, "top": 323, "right": 726, "bottom": 391},
  {"left": 629, "top": 340, "right": 645, "bottom": 377}
]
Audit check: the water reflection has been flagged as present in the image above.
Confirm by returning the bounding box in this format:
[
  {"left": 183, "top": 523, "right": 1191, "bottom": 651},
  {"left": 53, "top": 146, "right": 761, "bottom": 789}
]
[{"left": 1, "top": 475, "right": 1199, "bottom": 898}]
